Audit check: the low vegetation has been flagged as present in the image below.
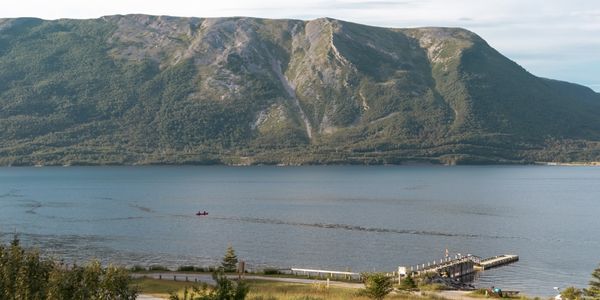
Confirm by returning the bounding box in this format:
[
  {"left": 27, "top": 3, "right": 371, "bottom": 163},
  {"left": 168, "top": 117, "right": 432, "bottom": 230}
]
[
  {"left": 0, "top": 236, "right": 138, "bottom": 299},
  {"left": 398, "top": 275, "right": 417, "bottom": 290},
  {"left": 360, "top": 273, "right": 395, "bottom": 300},
  {"left": 135, "top": 278, "right": 419, "bottom": 300},
  {"left": 560, "top": 287, "right": 583, "bottom": 300},
  {"left": 167, "top": 272, "right": 249, "bottom": 300},
  {"left": 585, "top": 264, "right": 600, "bottom": 299}
]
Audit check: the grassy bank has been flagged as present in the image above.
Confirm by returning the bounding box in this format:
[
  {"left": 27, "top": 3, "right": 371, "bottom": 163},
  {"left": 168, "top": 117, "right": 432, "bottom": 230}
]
[{"left": 133, "top": 278, "right": 424, "bottom": 300}]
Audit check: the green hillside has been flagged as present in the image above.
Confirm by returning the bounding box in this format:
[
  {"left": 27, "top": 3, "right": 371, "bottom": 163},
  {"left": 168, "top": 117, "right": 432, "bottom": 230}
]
[{"left": 0, "top": 15, "right": 599, "bottom": 165}]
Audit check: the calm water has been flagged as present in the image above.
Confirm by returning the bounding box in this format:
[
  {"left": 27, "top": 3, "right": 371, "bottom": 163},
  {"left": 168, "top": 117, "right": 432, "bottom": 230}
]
[{"left": 0, "top": 166, "right": 598, "bottom": 295}]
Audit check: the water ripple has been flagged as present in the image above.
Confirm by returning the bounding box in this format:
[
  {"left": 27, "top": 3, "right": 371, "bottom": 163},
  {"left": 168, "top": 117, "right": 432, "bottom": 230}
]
[{"left": 196, "top": 215, "right": 518, "bottom": 239}]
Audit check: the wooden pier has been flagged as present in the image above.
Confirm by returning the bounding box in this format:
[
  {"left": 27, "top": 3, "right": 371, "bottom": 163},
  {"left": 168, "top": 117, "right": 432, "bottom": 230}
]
[
  {"left": 290, "top": 268, "right": 362, "bottom": 280},
  {"left": 399, "top": 253, "right": 519, "bottom": 279},
  {"left": 473, "top": 254, "right": 519, "bottom": 270},
  {"left": 399, "top": 254, "right": 476, "bottom": 279}
]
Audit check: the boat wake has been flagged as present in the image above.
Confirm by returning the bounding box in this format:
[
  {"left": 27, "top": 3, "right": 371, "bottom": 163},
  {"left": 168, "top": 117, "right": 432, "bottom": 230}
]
[
  {"left": 205, "top": 216, "right": 515, "bottom": 239},
  {"left": 129, "top": 203, "right": 155, "bottom": 213}
]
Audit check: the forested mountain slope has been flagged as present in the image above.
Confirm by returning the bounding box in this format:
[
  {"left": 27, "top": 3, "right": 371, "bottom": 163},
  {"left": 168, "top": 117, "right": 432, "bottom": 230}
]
[{"left": 1, "top": 15, "right": 599, "bottom": 165}]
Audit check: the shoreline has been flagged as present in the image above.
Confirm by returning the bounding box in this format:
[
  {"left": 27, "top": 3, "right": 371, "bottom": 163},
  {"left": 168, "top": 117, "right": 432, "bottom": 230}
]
[
  {"left": 2, "top": 161, "right": 600, "bottom": 167},
  {"left": 538, "top": 161, "right": 600, "bottom": 166}
]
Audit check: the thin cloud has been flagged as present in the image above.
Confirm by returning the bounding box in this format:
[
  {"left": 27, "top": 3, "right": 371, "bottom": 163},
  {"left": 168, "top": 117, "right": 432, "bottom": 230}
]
[{"left": 328, "top": 0, "right": 418, "bottom": 9}]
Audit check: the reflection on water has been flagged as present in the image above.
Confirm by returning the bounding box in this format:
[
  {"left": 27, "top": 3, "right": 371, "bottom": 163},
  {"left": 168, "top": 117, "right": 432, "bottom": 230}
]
[{"left": 1, "top": 165, "right": 599, "bottom": 296}]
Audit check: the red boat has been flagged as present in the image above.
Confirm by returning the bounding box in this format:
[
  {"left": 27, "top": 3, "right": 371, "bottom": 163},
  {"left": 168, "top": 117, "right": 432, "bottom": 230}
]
[{"left": 196, "top": 211, "right": 208, "bottom": 216}]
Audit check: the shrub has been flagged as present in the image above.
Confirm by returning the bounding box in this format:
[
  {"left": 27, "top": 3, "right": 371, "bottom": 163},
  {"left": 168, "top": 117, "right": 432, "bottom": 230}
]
[
  {"left": 398, "top": 274, "right": 416, "bottom": 290},
  {"left": 585, "top": 263, "right": 600, "bottom": 299},
  {"left": 263, "top": 268, "right": 280, "bottom": 275},
  {"left": 130, "top": 265, "right": 146, "bottom": 272},
  {"left": 561, "top": 287, "right": 583, "bottom": 300},
  {"left": 177, "top": 266, "right": 197, "bottom": 272},
  {"left": 207, "top": 266, "right": 218, "bottom": 272},
  {"left": 359, "top": 272, "right": 394, "bottom": 300},
  {"left": 168, "top": 271, "right": 248, "bottom": 300},
  {"left": 149, "top": 265, "right": 170, "bottom": 271},
  {"left": 0, "top": 236, "right": 138, "bottom": 300}
]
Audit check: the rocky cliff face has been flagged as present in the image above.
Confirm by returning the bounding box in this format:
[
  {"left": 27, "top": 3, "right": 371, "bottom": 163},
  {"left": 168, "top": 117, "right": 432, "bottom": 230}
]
[{"left": 0, "top": 15, "right": 599, "bottom": 165}]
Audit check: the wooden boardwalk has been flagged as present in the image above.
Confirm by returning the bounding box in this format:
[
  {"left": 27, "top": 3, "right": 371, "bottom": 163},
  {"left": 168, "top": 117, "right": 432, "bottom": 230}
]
[
  {"left": 289, "top": 268, "right": 361, "bottom": 280},
  {"left": 401, "top": 255, "right": 476, "bottom": 278},
  {"left": 474, "top": 254, "right": 519, "bottom": 270},
  {"left": 399, "top": 254, "right": 519, "bottom": 279}
]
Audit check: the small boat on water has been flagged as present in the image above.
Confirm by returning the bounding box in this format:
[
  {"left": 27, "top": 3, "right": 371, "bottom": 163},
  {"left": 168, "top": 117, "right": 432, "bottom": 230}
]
[{"left": 196, "top": 211, "right": 208, "bottom": 216}]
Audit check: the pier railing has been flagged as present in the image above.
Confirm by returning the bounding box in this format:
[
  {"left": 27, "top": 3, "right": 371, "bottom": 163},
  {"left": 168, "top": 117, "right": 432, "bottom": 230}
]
[
  {"left": 399, "top": 254, "right": 518, "bottom": 279},
  {"left": 289, "top": 268, "right": 362, "bottom": 280},
  {"left": 402, "top": 254, "right": 474, "bottom": 274}
]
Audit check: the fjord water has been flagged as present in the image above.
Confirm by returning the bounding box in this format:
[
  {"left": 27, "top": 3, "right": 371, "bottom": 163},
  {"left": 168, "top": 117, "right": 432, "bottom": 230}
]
[{"left": 0, "top": 166, "right": 598, "bottom": 295}]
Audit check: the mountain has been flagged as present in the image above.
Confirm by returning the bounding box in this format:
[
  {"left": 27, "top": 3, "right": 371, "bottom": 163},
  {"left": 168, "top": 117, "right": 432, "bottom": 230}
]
[{"left": 1, "top": 15, "right": 599, "bottom": 166}]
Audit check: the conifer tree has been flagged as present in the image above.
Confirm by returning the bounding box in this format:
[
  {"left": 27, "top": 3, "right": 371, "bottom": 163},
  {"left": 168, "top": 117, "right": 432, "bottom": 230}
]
[
  {"left": 360, "top": 273, "right": 394, "bottom": 300},
  {"left": 561, "top": 287, "right": 583, "bottom": 300},
  {"left": 586, "top": 264, "right": 600, "bottom": 299},
  {"left": 399, "top": 274, "right": 416, "bottom": 290},
  {"left": 221, "top": 246, "right": 238, "bottom": 273}
]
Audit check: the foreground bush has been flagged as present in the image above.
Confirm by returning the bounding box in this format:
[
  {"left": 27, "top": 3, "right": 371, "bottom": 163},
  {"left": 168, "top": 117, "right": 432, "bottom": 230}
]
[
  {"left": 169, "top": 271, "right": 248, "bottom": 300},
  {"left": 398, "top": 274, "right": 416, "bottom": 290},
  {"left": 262, "top": 268, "right": 280, "bottom": 275},
  {"left": 560, "top": 287, "right": 583, "bottom": 300},
  {"left": 359, "top": 273, "right": 393, "bottom": 300},
  {"left": 0, "top": 236, "right": 138, "bottom": 299},
  {"left": 586, "top": 264, "right": 600, "bottom": 299}
]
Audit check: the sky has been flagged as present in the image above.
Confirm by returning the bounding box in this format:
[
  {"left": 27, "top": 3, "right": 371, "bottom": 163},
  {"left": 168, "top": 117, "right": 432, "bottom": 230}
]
[{"left": 2, "top": 0, "right": 599, "bottom": 92}]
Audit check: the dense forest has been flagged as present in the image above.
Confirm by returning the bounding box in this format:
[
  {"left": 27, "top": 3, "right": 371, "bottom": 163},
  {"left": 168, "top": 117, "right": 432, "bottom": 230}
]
[{"left": 1, "top": 16, "right": 600, "bottom": 165}]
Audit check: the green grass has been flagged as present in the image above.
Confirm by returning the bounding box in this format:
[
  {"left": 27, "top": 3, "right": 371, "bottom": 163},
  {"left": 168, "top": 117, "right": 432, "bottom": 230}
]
[
  {"left": 133, "top": 278, "right": 429, "bottom": 300},
  {"left": 467, "top": 289, "right": 533, "bottom": 300},
  {"left": 133, "top": 278, "right": 190, "bottom": 298}
]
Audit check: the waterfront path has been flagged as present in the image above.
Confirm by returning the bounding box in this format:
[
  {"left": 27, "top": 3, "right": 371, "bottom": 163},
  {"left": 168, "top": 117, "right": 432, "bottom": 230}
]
[{"left": 132, "top": 272, "right": 364, "bottom": 289}]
